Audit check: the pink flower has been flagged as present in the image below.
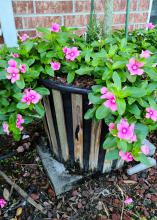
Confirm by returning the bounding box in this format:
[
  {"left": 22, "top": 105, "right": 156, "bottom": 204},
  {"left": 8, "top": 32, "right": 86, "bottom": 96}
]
[
  {"left": 19, "top": 64, "right": 27, "bottom": 73},
  {"left": 124, "top": 197, "right": 133, "bottom": 205},
  {"left": 103, "top": 92, "right": 117, "bottom": 112},
  {"left": 126, "top": 58, "right": 144, "bottom": 75},
  {"left": 16, "top": 114, "right": 25, "bottom": 131},
  {"left": 141, "top": 145, "right": 150, "bottom": 155},
  {"left": 117, "top": 119, "right": 135, "bottom": 141},
  {"left": 50, "top": 62, "right": 61, "bottom": 71},
  {"left": 146, "top": 23, "right": 155, "bottom": 29},
  {"left": 100, "top": 87, "right": 108, "bottom": 95},
  {"left": 21, "top": 89, "right": 41, "bottom": 105},
  {"left": 0, "top": 198, "right": 7, "bottom": 208},
  {"left": 8, "top": 59, "right": 17, "bottom": 67},
  {"left": 109, "top": 123, "right": 115, "bottom": 132},
  {"left": 119, "top": 151, "right": 133, "bottom": 162},
  {"left": 2, "top": 122, "right": 9, "bottom": 135},
  {"left": 130, "top": 134, "right": 137, "bottom": 143},
  {"left": 6, "top": 67, "right": 20, "bottom": 83},
  {"left": 145, "top": 108, "right": 157, "bottom": 121},
  {"left": 12, "top": 53, "right": 19, "bottom": 58},
  {"left": 51, "top": 23, "right": 60, "bottom": 32},
  {"left": 20, "top": 33, "right": 29, "bottom": 42},
  {"left": 140, "top": 50, "right": 151, "bottom": 58},
  {"left": 63, "top": 47, "right": 80, "bottom": 61}
]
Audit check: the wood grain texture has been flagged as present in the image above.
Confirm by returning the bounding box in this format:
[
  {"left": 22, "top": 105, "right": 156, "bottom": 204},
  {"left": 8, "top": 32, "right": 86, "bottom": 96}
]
[
  {"left": 52, "top": 90, "right": 69, "bottom": 161},
  {"left": 71, "top": 94, "right": 83, "bottom": 168},
  {"left": 103, "top": 149, "right": 113, "bottom": 173},
  {"left": 43, "top": 96, "right": 58, "bottom": 157},
  {"left": 89, "top": 120, "right": 102, "bottom": 171},
  {"left": 116, "top": 158, "right": 124, "bottom": 169}
]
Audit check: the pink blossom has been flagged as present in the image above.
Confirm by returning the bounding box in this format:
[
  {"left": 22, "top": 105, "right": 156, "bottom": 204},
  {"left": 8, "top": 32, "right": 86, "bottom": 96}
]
[
  {"left": 21, "top": 89, "right": 41, "bottom": 105},
  {"left": 63, "top": 47, "right": 80, "bottom": 61},
  {"left": 126, "top": 58, "right": 144, "bottom": 75},
  {"left": 16, "top": 114, "right": 25, "bottom": 131},
  {"left": 140, "top": 50, "right": 151, "bottom": 58},
  {"left": 51, "top": 23, "right": 60, "bottom": 32},
  {"left": 109, "top": 123, "right": 115, "bottom": 132},
  {"left": 146, "top": 23, "right": 155, "bottom": 29},
  {"left": 12, "top": 53, "right": 19, "bottom": 58},
  {"left": 141, "top": 145, "right": 150, "bottom": 155},
  {"left": 50, "top": 62, "right": 61, "bottom": 71},
  {"left": 130, "top": 134, "right": 137, "bottom": 143},
  {"left": 20, "top": 33, "right": 29, "bottom": 42},
  {"left": 6, "top": 67, "right": 20, "bottom": 83},
  {"left": 8, "top": 59, "right": 17, "bottom": 67},
  {"left": 117, "top": 119, "right": 135, "bottom": 141},
  {"left": 103, "top": 92, "right": 117, "bottom": 112},
  {"left": 100, "top": 87, "right": 108, "bottom": 95},
  {"left": 2, "top": 122, "right": 9, "bottom": 135},
  {"left": 19, "top": 64, "right": 27, "bottom": 73},
  {"left": 0, "top": 198, "right": 7, "bottom": 208},
  {"left": 145, "top": 108, "right": 157, "bottom": 121},
  {"left": 119, "top": 151, "right": 133, "bottom": 162},
  {"left": 124, "top": 197, "right": 133, "bottom": 205}
]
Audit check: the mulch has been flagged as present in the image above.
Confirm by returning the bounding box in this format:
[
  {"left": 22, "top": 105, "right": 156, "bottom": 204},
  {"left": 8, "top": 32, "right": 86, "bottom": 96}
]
[{"left": 0, "top": 120, "right": 157, "bottom": 220}]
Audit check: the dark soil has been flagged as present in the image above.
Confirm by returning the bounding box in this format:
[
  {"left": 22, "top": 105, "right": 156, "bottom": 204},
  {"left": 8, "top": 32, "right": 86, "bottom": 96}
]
[
  {"left": 0, "top": 121, "right": 157, "bottom": 220},
  {"left": 52, "top": 75, "right": 95, "bottom": 89}
]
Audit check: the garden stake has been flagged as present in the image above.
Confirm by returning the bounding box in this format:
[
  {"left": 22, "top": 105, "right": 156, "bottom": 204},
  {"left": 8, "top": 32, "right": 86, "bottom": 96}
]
[
  {"left": 103, "top": 0, "right": 113, "bottom": 36},
  {"left": 125, "top": 0, "right": 130, "bottom": 41}
]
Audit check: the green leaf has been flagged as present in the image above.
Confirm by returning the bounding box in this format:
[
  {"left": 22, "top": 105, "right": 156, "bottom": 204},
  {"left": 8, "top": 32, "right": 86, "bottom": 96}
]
[
  {"left": 135, "top": 123, "right": 149, "bottom": 142},
  {"left": 144, "top": 67, "right": 157, "bottom": 81},
  {"left": 103, "top": 136, "right": 117, "bottom": 149},
  {"left": 35, "top": 87, "right": 50, "bottom": 96},
  {"left": 1, "top": 98, "right": 9, "bottom": 106},
  {"left": 0, "top": 71, "right": 7, "bottom": 79},
  {"left": 117, "top": 99, "right": 126, "bottom": 115},
  {"left": 139, "top": 153, "right": 151, "bottom": 166},
  {"left": 128, "top": 104, "right": 141, "bottom": 116},
  {"left": 23, "top": 41, "right": 34, "bottom": 53},
  {"left": 37, "top": 27, "right": 50, "bottom": 34},
  {"left": 88, "top": 93, "right": 101, "bottom": 104},
  {"left": 125, "top": 87, "right": 147, "bottom": 98},
  {"left": 45, "top": 65, "right": 54, "bottom": 77},
  {"left": 119, "top": 140, "right": 128, "bottom": 152},
  {"left": 75, "top": 66, "right": 93, "bottom": 75},
  {"left": 105, "top": 149, "right": 119, "bottom": 160},
  {"left": 67, "top": 72, "right": 75, "bottom": 83},
  {"left": 108, "top": 45, "right": 118, "bottom": 58},
  {"left": 17, "top": 102, "right": 28, "bottom": 109},
  {"left": 13, "top": 93, "right": 23, "bottom": 100},
  {"left": 112, "top": 61, "right": 126, "bottom": 70},
  {"left": 91, "top": 85, "right": 102, "bottom": 93},
  {"left": 84, "top": 106, "right": 96, "bottom": 119},
  {"left": 96, "top": 105, "right": 110, "bottom": 119},
  {"left": 34, "top": 103, "right": 45, "bottom": 117},
  {"left": 16, "top": 75, "right": 25, "bottom": 89},
  {"left": 112, "top": 72, "right": 121, "bottom": 89}
]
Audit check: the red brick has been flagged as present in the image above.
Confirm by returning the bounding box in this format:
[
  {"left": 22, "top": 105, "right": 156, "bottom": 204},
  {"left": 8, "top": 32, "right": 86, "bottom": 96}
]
[
  {"left": 15, "top": 17, "right": 23, "bottom": 29},
  {"left": 95, "top": 0, "right": 104, "bottom": 12},
  {"left": 36, "top": 1, "right": 72, "bottom": 14},
  {"left": 12, "top": 1, "right": 34, "bottom": 14},
  {"left": 134, "top": 23, "right": 146, "bottom": 29},
  {"left": 129, "top": 12, "right": 148, "bottom": 23},
  {"left": 75, "top": 1, "right": 90, "bottom": 12},
  {"left": 113, "top": 0, "right": 137, "bottom": 11},
  {"left": 18, "top": 30, "right": 36, "bottom": 38},
  {"left": 112, "top": 24, "right": 125, "bottom": 30},
  {"left": 23, "top": 16, "right": 62, "bottom": 29},
  {"left": 113, "top": 14, "right": 126, "bottom": 24},
  {"left": 138, "top": 0, "right": 150, "bottom": 10},
  {"left": 64, "top": 15, "right": 89, "bottom": 27}
]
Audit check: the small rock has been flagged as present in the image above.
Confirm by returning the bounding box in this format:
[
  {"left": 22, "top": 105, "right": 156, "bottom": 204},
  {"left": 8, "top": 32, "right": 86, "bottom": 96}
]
[{"left": 96, "top": 201, "right": 103, "bottom": 211}]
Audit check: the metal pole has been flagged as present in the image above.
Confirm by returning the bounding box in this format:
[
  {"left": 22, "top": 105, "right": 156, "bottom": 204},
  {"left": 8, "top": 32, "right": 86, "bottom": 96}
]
[{"left": 125, "top": 0, "right": 130, "bottom": 40}]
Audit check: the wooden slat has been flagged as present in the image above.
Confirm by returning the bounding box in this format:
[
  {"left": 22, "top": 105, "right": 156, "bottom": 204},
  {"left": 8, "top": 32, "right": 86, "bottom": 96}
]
[
  {"left": 71, "top": 94, "right": 83, "bottom": 168},
  {"left": 103, "top": 149, "right": 113, "bottom": 173},
  {"left": 89, "top": 120, "right": 102, "bottom": 171},
  {"left": 43, "top": 96, "right": 58, "bottom": 157},
  {"left": 116, "top": 158, "right": 124, "bottom": 169},
  {"left": 52, "top": 90, "right": 69, "bottom": 161}
]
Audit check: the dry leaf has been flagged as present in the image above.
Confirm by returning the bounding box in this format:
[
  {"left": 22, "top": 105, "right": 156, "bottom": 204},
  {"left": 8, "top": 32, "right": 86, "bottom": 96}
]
[
  {"left": 3, "top": 188, "right": 10, "bottom": 201},
  {"left": 123, "top": 180, "right": 137, "bottom": 184},
  {"left": 16, "top": 207, "right": 23, "bottom": 216}
]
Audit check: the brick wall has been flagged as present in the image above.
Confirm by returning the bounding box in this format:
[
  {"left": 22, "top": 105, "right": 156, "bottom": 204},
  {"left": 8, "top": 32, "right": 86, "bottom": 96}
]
[{"left": 12, "top": 0, "right": 151, "bottom": 37}]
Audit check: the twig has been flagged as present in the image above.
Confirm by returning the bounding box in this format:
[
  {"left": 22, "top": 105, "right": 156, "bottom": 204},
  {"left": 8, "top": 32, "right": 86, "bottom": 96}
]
[
  {"left": 115, "top": 184, "right": 124, "bottom": 220},
  {"left": 0, "top": 170, "right": 47, "bottom": 214}
]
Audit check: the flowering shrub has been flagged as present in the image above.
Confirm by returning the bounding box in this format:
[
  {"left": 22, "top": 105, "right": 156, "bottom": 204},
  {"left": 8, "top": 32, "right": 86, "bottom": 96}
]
[{"left": 0, "top": 23, "right": 157, "bottom": 165}]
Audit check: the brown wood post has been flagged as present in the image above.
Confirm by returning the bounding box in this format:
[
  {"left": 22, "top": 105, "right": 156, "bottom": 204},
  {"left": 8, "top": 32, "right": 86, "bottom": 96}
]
[{"left": 103, "top": 0, "right": 114, "bottom": 36}]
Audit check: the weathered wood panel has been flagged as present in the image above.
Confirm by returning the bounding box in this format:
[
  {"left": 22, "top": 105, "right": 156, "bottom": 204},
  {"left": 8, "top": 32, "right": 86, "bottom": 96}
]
[
  {"left": 71, "top": 94, "right": 83, "bottom": 168},
  {"left": 103, "top": 149, "right": 113, "bottom": 173}
]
